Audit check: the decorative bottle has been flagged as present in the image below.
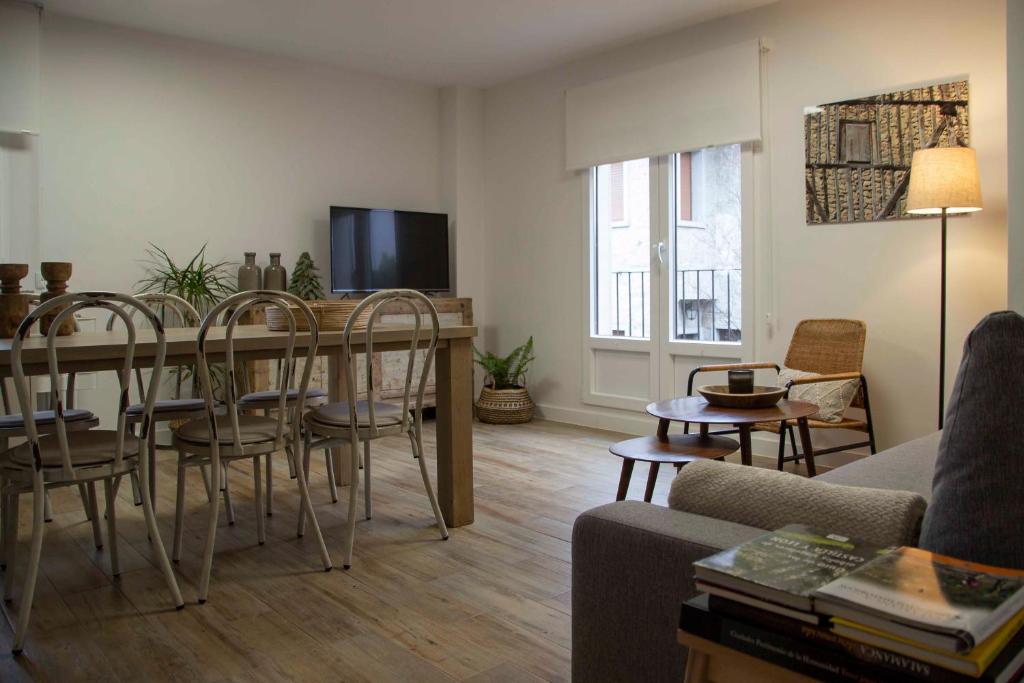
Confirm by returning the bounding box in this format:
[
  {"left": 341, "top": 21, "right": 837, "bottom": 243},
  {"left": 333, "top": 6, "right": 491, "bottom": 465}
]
[
  {"left": 264, "top": 252, "right": 287, "bottom": 291},
  {"left": 237, "top": 252, "right": 262, "bottom": 291}
]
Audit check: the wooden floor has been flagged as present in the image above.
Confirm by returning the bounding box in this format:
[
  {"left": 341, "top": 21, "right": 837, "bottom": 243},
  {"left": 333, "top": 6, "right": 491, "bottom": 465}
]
[{"left": 0, "top": 419, "right": 829, "bottom": 682}]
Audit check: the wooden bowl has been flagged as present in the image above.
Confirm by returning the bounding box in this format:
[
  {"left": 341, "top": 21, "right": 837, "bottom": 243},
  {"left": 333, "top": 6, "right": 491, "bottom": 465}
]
[{"left": 697, "top": 385, "right": 786, "bottom": 409}]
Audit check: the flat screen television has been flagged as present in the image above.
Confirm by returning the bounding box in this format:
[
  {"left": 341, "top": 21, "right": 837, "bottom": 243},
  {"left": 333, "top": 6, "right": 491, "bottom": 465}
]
[{"left": 329, "top": 206, "right": 450, "bottom": 293}]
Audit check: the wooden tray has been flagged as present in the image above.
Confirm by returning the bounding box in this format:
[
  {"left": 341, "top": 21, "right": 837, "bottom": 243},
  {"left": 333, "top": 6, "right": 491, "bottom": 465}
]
[
  {"left": 697, "top": 384, "right": 786, "bottom": 409},
  {"left": 265, "top": 300, "right": 369, "bottom": 332}
]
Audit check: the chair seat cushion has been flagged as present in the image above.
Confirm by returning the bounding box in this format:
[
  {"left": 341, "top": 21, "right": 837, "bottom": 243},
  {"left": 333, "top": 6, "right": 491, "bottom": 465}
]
[
  {"left": 3, "top": 430, "right": 140, "bottom": 469},
  {"left": 175, "top": 415, "right": 282, "bottom": 446},
  {"left": 237, "top": 388, "right": 327, "bottom": 406},
  {"left": 126, "top": 398, "right": 207, "bottom": 416},
  {"left": 0, "top": 409, "right": 95, "bottom": 430},
  {"left": 308, "top": 401, "right": 405, "bottom": 428}
]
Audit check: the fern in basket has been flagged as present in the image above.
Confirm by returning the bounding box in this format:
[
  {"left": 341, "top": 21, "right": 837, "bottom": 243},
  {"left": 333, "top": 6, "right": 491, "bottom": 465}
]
[{"left": 474, "top": 337, "right": 535, "bottom": 390}]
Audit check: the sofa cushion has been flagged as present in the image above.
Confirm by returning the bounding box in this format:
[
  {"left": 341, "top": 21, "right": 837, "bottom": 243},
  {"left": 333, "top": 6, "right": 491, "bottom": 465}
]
[
  {"left": 921, "top": 311, "right": 1024, "bottom": 568},
  {"left": 668, "top": 460, "right": 927, "bottom": 546},
  {"left": 815, "top": 431, "right": 940, "bottom": 501}
]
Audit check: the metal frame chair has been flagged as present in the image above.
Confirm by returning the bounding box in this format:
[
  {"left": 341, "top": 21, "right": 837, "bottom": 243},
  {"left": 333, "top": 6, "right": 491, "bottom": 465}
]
[
  {"left": 685, "top": 319, "right": 877, "bottom": 471},
  {"left": 103, "top": 293, "right": 206, "bottom": 510},
  {"left": 0, "top": 292, "right": 184, "bottom": 654},
  {"left": 171, "top": 290, "right": 331, "bottom": 603},
  {"left": 301, "top": 289, "right": 448, "bottom": 569}
]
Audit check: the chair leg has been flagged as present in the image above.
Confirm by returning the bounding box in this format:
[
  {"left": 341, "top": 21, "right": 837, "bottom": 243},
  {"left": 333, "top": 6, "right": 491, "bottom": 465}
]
[
  {"left": 139, "top": 458, "right": 184, "bottom": 610},
  {"left": 3, "top": 493, "right": 18, "bottom": 599},
  {"left": 43, "top": 492, "right": 53, "bottom": 523},
  {"left": 253, "top": 457, "right": 265, "bottom": 546},
  {"left": 298, "top": 435, "right": 311, "bottom": 538},
  {"left": 103, "top": 478, "right": 120, "bottom": 577},
  {"left": 325, "top": 449, "right": 338, "bottom": 504},
  {"left": 789, "top": 426, "right": 800, "bottom": 465},
  {"left": 265, "top": 452, "right": 273, "bottom": 517},
  {"left": 86, "top": 482, "right": 103, "bottom": 550},
  {"left": 0, "top": 478, "right": 7, "bottom": 570},
  {"left": 293, "top": 441, "right": 332, "bottom": 571},
  {"left": 129, "top": 470, "right": 143, "bottom": 507},
  {"left": 343, "top": 435, "right": 361, "bottom": 569},
  {"left": 410, "top": 431, "right": 448, "bottom": 541},
  {"left": 776, "top": 426, "right": 787, "bottom": 471},
  {"left": 148, "top": 428, "right": 158, "bottom": 513},
  {"left": 221, "top": 464, "right": 235, "bottom": 526},
  {"left": 173, "top": 457, "right": 186, "bottom": 563},
  {"left": 200, "top": 465, "right": 212, "bottom": 501},
  {"left": 363, "top": 441, "right": 372, "bottom": 521},
  {"left": 198, "top": 453, "right": 221, "bottom": 604},
  {"left": 78, "top": 483, "right": 94, "bottom": 519},
  {"left": 11, "top": 479, "right": 46, "bottom": 655}
]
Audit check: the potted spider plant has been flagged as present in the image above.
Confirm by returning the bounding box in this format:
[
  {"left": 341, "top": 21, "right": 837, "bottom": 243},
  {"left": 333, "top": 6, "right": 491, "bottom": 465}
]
[
  {"left": 137, "top": 243, "right": 235, "bottom": 401},
  {"left": 474, "top": 337, "right": 535, "bottom": 424}
]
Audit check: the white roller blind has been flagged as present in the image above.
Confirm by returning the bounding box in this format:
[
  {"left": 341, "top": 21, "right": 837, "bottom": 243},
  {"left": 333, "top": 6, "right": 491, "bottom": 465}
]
[
  {"left": 0, "top": 1, "right": 41, "bottom": 135},
  {"left": 565, "top": 39, "right": 762, "bottom": 170}
]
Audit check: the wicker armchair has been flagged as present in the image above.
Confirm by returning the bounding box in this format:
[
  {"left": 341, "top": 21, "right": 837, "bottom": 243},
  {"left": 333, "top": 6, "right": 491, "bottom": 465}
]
[{"left": 686, "top": 319, "right": 877, "bottom": 472}]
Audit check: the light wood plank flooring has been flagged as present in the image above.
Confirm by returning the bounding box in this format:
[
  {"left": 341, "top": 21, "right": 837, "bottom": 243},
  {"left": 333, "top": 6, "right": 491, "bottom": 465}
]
[{"left": 0, "top": 419, "right": 831, "bottom": 682}]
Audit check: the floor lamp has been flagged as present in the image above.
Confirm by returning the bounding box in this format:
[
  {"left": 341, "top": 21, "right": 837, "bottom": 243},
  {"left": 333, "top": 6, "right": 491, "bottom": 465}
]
[{"left": 906, "top": 146, "right": 983, "bottom": 430}]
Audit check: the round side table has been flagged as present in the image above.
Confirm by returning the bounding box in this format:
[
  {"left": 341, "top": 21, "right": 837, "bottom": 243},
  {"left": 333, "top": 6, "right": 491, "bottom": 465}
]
[
  {"left": 646, "top": 396, "right": 820, "bottom": 475},
  {"left": 609, "top": 433, "right": 739, "bottom": 502}
]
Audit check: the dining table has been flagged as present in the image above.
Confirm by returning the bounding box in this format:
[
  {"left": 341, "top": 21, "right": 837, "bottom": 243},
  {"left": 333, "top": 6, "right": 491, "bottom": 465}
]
[{"left": 0, "top": 322, "right": 479, "bottom": 527}]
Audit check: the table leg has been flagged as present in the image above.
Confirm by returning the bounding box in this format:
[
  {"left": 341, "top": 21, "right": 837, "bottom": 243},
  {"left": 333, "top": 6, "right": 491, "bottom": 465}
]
[
  {"left": 796, "top": 417, "right": 817, "bottom": 477},
  {"left": 615, "top": 459, "right": 635, "bottom": 501},
  {"left": 326, "top": 349, "right": 352, "bottom": 486},
  {"left": 643, "top": 462, "right": 660, "bottom": 502},
  {"left": 435, "top": 337, "right": 474, "bottom": 527},
  {"left": 657, "top": 418, "right": 670, "bottom": 440},
  {"left": 737, "top": 424, "right": 753, "bottom": 466}
]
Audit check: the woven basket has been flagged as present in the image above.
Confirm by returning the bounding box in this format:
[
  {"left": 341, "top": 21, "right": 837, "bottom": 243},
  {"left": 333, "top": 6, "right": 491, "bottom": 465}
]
[
  {"left": 475, "top": 386, "right": 534, "bottom": 424},
  {"left": 265, "top": 300, "right": 369, "bottom": 332}
]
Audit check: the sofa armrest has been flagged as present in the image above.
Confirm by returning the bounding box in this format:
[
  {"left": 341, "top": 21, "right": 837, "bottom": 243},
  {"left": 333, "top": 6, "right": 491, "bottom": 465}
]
[{"left": 572, "top": 501, "right": 764, "bottom": 683}]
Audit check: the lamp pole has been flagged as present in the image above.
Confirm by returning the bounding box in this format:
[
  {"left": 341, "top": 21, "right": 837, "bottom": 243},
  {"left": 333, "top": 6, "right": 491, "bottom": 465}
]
[{"left": 939, "top": 207, "right": 947, "bottom": 430}]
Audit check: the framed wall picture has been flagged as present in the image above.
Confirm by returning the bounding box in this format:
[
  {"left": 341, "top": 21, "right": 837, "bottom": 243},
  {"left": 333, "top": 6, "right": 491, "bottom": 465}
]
[{"left": 804, "top": 80, "right": 969, "bottom": 224}]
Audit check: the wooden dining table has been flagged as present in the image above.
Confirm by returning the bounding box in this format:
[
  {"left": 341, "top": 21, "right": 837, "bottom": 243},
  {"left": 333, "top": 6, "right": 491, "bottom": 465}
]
[{"left": 0, "top": 323, "right": 479, "bottom": 527}]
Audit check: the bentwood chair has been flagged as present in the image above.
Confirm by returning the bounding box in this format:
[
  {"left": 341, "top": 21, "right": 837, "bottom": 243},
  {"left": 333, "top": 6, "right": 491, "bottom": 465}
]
[
  {"left": 686, "top": 319, "right": 877, "bottom": 471},
  {"left": 171, "top": 290, "right": 331, "bottom": 602},
  {"left": 104, "top": 293, "right": 206, "bottom": 510},
  {"left": 302, "top": 289, "right": 448, "bottom": 569},
  {"left": 0, "top": 292, "right": 184, "bottom": 654}
]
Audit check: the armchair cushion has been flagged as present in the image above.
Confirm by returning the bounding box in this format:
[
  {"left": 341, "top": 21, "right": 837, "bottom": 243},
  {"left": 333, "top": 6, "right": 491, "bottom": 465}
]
[
  {"left": 779, "top": 366, "right": 858, "bottom": 423},
  {"left": 667, "top": 460, "right": 927, "bottom": 546}
]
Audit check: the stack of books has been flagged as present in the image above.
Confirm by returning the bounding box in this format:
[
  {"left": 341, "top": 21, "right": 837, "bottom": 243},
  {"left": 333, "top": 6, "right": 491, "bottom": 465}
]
[{"left": 684, "top": 525, "right": 1024, "bottom": 682}]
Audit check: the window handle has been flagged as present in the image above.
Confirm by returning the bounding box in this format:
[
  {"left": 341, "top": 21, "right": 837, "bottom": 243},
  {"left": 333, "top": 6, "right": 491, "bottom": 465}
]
[{"left": 654, "top": 241, "right": 667, "bottom": 266}]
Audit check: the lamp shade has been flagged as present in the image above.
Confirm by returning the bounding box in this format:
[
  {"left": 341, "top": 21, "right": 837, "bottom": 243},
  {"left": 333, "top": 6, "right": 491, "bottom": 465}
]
[{"left": 906, "top": 147, "right": 983, "bottom": 215}]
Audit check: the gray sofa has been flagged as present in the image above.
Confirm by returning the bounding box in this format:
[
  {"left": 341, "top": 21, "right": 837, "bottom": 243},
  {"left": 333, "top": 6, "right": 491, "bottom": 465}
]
[{"left": 570, "top": 431, "right": 941, "bottom": 683}]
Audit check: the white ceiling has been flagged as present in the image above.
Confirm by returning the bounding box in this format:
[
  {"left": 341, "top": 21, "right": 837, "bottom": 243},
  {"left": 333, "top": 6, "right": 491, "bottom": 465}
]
[{"left": 41, "top": 0, "right": 776, "bottom": 87}]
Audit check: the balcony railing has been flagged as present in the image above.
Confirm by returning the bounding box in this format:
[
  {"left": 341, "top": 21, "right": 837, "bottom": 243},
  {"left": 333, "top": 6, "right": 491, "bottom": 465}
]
[{"left": 608, "top": 268, "right": 740, "bottom": 342}]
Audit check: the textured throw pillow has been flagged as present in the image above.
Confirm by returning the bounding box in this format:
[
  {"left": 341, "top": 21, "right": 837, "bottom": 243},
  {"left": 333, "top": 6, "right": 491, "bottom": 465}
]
[
  {"left": 668, "top": 460, "right": 927, "bottom": 547},
  {"left": 920, "top": 311, "right": 1024, "bottom": 568},
  {"left": 778, "top": 366, "right": 858, "bottom": 423}
]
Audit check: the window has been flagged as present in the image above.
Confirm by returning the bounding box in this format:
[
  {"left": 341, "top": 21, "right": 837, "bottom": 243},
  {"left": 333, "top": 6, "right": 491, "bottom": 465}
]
[
  {"left": 609, "top": 162, "right": 628, "bottom": 226},
  {"left": 673, "top": 144, "right": 742, "bottom": 343},
  {"left": 592, "top": 158, "right": 650, "bottom": 338},
  {"left": 588, "top": 145, "right": 744, "bottom": 345}
]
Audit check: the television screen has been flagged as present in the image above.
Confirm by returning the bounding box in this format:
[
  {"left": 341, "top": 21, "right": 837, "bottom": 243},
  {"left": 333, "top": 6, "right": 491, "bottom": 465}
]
[{"left": 330, "top": 206, "right": 450, "bottom": 293}]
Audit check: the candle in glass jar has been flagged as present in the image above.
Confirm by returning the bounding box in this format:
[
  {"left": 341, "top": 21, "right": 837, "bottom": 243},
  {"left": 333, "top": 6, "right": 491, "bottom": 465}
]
[{"left": 728, "top": 369, "right": 754, "bottom": 394}]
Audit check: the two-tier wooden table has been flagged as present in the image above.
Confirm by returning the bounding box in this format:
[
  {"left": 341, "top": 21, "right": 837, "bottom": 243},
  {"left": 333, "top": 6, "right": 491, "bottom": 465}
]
[{"left": 646, "top": 396, "right": 821, "bottom": 475}]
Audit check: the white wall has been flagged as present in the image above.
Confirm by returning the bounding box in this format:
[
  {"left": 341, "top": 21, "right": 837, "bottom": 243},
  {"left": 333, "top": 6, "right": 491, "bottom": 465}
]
[
  {"left": 37, "top": 14, "right": 444, "bottom": 293},
  {"left": 482, "top": 0, "right": 1008, "bottom": 450},
  {"left": 1010, "top": 0, "right": 1023, "bottom": 312}
]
